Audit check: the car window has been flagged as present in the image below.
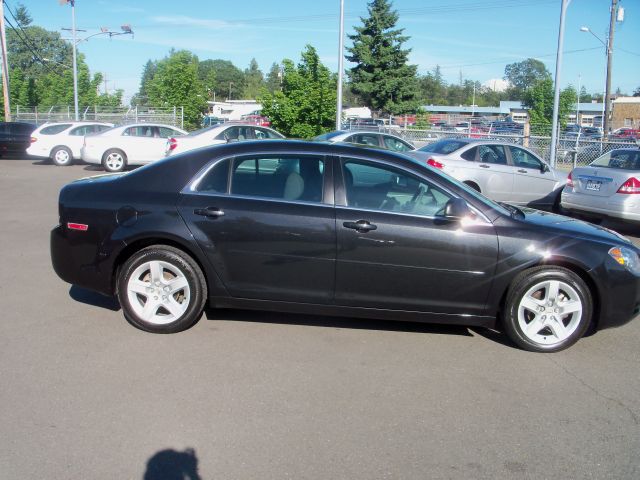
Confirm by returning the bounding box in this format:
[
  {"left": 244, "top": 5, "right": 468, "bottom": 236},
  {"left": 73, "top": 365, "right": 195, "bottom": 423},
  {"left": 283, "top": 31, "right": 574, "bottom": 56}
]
[
  {"left": 231, "top": 155, "right": 325, "bottom": 202},
  {"left": 418, "top": 139, "right": 468, "bottom": 154},
  {"left": 69, "top": 126, "right": 89, "bottom": 136},
  {"left": 382, "top": 135, "right": 413, "bottom": 152},
  {"left": 95, "top": 124, "right": 111, "bottom": 133},
  {"left": 591, "top": 150, "right": 640, "bottom": 170},
  {"left": 158, "top": 127, "right": 179, "bottom": 138},
  {"left": 40, "top": 124, "right": 72, "bottom": 135},
  {"left": 343, "top": 159, "right": 453, "bottom": 217},
  {"left": 195, "top": 159, "right": 230, "bottom": 193},
  {"left": 350, "top": 134, "right": 380, "bottom": 147},
  {"left": 478, "top": 145, "right": 507, "bottom": 165},
  {"left": 510, "top": 147, "right": 542, "bottom": 169},
  {"left": 123, "top": 126, "right": 155, "bottom": 137},
  {"left": 254, "top": 128, "right": 283, "bottom": 139},
  {"left": 460, "top": 146, "right": 477, "bottom": 161}
]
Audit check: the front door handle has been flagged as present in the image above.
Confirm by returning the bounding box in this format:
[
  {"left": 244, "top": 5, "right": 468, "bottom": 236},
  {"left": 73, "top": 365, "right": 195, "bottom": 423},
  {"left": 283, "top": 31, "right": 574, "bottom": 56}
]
[
  {"left": 479, "top": 164, "right": 490, "bottom": 168},
  {"left": 194, "top": 207, "right": 225, "bottom": 218},
  {"left": 517, "top": 169, "right": 528, "bottom": 173},
  {"left": 343, "top": 220, "right": 377, "bottom": 233}
]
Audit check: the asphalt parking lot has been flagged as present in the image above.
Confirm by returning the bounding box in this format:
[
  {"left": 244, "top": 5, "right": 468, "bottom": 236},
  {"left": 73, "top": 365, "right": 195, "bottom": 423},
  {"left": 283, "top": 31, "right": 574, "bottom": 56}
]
[{"left": 1, "top": 157, "right": 639, "bottom": 479}]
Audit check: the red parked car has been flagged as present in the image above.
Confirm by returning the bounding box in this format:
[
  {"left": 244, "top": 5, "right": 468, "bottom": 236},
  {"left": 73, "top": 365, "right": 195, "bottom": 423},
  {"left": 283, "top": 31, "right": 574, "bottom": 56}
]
[
  {"left": 610, "top": 128, "right": 639, "bottom": 140},
  {"left": 239, "top": 114, "right": 271, "bottom": 127}
]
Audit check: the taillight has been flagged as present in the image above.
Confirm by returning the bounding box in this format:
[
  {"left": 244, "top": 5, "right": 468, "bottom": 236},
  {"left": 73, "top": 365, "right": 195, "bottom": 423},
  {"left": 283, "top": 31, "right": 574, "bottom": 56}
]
[
  {"left": 617, "top": 177, "right": 640, "bottom": 194},
  {"left": 30, "top": 136, "right": 37, "bottom": 143},
  {"left": 566, "top": 171, "right": 574, "bottom": 188},
  {"left": 427, "top": 158, "right": 444, "bottom": 169},
  {"left": 167, "top": 138, "right": 177, "bottom": 151}
]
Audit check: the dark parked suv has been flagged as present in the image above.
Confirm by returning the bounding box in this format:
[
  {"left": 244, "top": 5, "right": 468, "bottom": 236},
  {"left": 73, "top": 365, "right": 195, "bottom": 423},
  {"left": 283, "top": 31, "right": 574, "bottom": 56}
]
[{"left": 0, "top": 122, "right": 37, "bottom": 157}]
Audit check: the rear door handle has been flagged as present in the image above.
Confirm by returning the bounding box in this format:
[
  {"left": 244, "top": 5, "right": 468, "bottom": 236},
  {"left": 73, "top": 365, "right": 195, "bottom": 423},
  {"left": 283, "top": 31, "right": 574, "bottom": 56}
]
[
  {"left": 343, "top": 220, "right": 377, "bottom": 232},
  {"left": 517, "top": 169, "right": 528, "bottom": 173},
  {"left": 194, "top": 207, "right": 225, "bottom": 218},
  {"left": 479, "top": 164, "right": 490, "bottom": 168}
]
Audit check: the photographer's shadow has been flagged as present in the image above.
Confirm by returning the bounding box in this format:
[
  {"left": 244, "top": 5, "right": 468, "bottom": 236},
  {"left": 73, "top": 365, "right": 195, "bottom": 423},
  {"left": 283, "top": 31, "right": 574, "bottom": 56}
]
[{"left": 143, "top": 448, "right": 201, "bottom": 480}]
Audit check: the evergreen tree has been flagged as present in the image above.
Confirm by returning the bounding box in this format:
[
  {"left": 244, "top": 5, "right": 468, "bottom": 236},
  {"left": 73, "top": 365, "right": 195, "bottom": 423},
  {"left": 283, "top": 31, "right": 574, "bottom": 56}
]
[
  {"left": 132, "top": 60, "right": 158, "bottom": 106},
  {"left": 243, "top": 58, "right": 264, "bottom": 99},
  {"left": 346, "top": 0, "right": 420, "bottom": 115},
  {"left": 259, "top": 45, "right": 336, "bottom": 138},
  {"left": 265, "top": 62, "right": 282, "bottom": 93}
]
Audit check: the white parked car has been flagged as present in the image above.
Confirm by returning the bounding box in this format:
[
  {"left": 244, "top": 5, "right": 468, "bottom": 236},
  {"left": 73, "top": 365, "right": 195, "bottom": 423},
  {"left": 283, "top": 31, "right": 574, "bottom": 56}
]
[
  {"left": 409, "top": 138, "right": 568, "bottom": 211},
  {"left": 82, "top": 123, "right": 187, "bottom": 172},
  {"left": 313, "top": 130, "right": 415, "bottom": 153},
  {"left": 165, "top": 123, "right": 284, "bottom": 157},
  {"left": 26, "top": 121, "right": 114, "bottom": 166},
  {"left": 561, "top": 148, "right": 640, "bottom": 223}
]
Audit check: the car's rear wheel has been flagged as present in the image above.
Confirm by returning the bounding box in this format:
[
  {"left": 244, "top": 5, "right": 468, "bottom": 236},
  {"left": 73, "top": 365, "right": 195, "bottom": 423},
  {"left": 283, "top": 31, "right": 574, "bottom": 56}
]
[
  {"left": 503, "top": 266, "right": 592, "bottom": 352},
  {"left": 103, "top": 149, "right": 127, "bottom": 172},
  {"left": 51, "top": 146, "right": 73, "bottom": 166},
  {"left": 117, "top": 246, "right": 207, "bottom": 333},
  {"left": 464, "top": 181, "right": 481, "bottom": 192}
]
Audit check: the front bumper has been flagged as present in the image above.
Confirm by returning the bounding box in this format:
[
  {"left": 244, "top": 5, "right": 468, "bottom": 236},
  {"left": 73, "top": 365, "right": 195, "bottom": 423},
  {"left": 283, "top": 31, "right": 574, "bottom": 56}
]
[
  {"left": 80, "top": 146, "right": 102, "bottom": 165},
  {"left": 592, "top": 261, "right": 640, "bottom": 330}
]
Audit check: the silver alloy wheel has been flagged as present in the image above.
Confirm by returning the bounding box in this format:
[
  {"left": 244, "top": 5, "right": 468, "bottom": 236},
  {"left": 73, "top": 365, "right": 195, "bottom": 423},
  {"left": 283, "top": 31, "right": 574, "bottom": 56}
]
[
  {"left": 517, "top": 279, "right": 583, "bottom": 346},
  {"left": 126, "top": 260, "right": 191, "bottom": 325},
  {"left": 105, "top": 151, "right": 124, "bottom": 171},
  {"left": 53, "top": 148, "right": 71, "bottom": 164}
]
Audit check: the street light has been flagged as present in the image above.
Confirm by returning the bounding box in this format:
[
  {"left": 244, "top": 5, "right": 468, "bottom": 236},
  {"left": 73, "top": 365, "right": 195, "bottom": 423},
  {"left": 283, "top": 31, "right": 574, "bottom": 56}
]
[
  {"left": 580, "top": 26, "right": 608, "bottom": 134},
  {"left": 61, "top": 1, "right": 133, "bottom": 120}
]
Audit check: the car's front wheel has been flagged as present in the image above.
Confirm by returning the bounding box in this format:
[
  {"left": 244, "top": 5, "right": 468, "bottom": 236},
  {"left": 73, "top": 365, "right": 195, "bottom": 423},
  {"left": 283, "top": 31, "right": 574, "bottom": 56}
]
[
  {"left": 503, "top": 266, "right": 592, "bottom": 352},
  {"left": 103, "top": 149, "right": 127, "bottom": 172},
  {"left": 117, "top": 246, "right": 207, "bottom": 333},
  {"left": 51, "top": 146, "right": 73, "bottom": 166}
]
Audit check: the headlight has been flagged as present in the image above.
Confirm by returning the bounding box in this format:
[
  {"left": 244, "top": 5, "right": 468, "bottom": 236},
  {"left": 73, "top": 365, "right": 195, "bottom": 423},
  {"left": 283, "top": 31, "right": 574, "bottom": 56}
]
[{"left": 608, "top": 246, "right": 640, "bottom": 274}]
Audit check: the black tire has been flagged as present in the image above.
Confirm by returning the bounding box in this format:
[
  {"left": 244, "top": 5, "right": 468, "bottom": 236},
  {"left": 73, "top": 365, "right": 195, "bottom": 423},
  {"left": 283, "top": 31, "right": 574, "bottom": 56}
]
[
  {"left": 503, "top": 266, "right": 592, "bottom": 352},
  {"left": 102, "top": 149, "right": 127, "bottom": 172},
  {"left": 51, "top": 146, "right": 73, "bottom": 166},
  {"left": 117, "top": 245, "right": 207, "bottom": 333}
]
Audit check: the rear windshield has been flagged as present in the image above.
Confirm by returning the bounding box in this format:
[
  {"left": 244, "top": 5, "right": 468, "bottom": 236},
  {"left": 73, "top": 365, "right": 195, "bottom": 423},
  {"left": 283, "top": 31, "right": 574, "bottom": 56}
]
[
  {"left": 41, "top": 124, "right": 72, "bottom": 135},
  {"left": 418, "top": 139, "right": 468, "bottom": 154},
  {"left": 314, "top": 131, "right": 346, "bottom": 141},
  {"left": 590, "top": 150, "right": 640, "bottom": 170}
]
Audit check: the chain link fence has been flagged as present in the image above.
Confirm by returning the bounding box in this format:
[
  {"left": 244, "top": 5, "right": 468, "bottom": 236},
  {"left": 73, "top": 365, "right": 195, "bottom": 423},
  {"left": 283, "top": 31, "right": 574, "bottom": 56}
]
[
  {"left": 358, "top": 125, "right": 638, "bottom": 171},
  {"left": 12, "top": 106, "right": 184, "bottom": 129}
]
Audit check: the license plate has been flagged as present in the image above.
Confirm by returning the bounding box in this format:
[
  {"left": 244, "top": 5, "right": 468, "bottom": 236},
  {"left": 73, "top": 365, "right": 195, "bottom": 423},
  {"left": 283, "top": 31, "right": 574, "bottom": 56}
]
[{"left": 585, "top": 180, "right": 602, "bottom": 191}]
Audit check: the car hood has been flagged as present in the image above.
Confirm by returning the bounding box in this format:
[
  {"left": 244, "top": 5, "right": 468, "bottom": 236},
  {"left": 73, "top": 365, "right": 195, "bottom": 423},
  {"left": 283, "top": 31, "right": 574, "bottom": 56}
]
[{"left": 518, "top": 207, "right": 632, "bottom": 245}]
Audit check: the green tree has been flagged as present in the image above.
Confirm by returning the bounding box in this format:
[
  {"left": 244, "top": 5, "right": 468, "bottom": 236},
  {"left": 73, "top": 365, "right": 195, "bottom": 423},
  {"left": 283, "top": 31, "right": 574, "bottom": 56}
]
[
  {"left": 419, "top": 66, "right": 446, "bottom": 105},
  {"left": 346, "top": 0, "right": 420, "bottom": 115},
  {"left": 633, "top": 86, "right": 640, "bottom": 97},
  {"left": 265, "top": 62, "right": 282, "bottom": 93},
  {"left": 243, "top": 58, "right": 264, "bottom": 99},
  {"left": 522, "top": 78, "right": 575, "bottom": 134},
  {"left": 259, "top": 45, "right": 336, "bottom": 138},
  {"left": 132, "top": 60, "right": 158, "bottom": 106},
  {"left": 199, "top": 59, "right": 245, "bottom": 100},
  {"left": 504, "top": 58, "right": 551, "bottom": 100},
  {"left": 147, "top": 50, "right": 207, "bottom": 129}
]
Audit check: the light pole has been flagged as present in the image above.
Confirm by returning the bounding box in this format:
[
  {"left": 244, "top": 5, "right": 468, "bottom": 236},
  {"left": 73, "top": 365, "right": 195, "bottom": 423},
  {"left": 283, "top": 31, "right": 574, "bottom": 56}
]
[
  {"left": 336, "top": 0, "right": 345, "bottom": 130},
  {"left": 580, "top": 26, "right": 609, "bottom": 134},
  {"left": 549, "top": 0, "right": 571, "bottom": 168},
  {"left": 62, "top": 1, "right": 133, "bottom": 120}
]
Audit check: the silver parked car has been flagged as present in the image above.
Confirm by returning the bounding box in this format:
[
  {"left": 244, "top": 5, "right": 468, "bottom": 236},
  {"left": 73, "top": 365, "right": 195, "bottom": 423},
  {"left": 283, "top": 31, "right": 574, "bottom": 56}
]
[
  {"left": 313, "top": 130, "right": 415, "bottom": 153},
  {"left": 561, "top": 148, "right": 640, "bottom": 223},
  {"left": 408, "top": 139, "right": 567, "bottom": 210}
]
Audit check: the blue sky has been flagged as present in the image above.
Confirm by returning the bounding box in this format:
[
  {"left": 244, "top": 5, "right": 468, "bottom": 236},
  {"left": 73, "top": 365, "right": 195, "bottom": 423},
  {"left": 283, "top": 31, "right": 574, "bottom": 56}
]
[{"left": 16, "top": 0, "right": 640, "bottom": 103}]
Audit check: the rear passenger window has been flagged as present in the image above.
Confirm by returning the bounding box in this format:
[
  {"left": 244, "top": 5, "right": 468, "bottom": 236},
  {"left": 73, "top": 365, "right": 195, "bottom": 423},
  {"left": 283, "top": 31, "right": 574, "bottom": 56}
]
[
  {"left": 230, "top": 155, "right": 324, "bottom": 202},
  {"left": 41, "top": 124, "right": 71, "bottom": 135},
  {"left": 196, "top": 159, "right": 230, "bottom": 194},
  {"left": 478, "top": 145, "right": 507, "bottom": 165},
  {"left": 461, "top": 147, "right": 477, "bottom": 161}
]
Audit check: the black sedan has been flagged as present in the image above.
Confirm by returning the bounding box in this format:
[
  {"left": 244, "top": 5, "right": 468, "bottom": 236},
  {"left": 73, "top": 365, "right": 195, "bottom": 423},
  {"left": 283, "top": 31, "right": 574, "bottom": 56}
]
[{"left": 51, "top": 141, "right": 640, "bottom": 352}]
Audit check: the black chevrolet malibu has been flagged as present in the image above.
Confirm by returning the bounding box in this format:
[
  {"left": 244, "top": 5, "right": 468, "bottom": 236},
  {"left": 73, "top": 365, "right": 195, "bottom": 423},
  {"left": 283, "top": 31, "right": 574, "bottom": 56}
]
[{"left": 51, "top": 140, "right": 640, "bottom": 352}]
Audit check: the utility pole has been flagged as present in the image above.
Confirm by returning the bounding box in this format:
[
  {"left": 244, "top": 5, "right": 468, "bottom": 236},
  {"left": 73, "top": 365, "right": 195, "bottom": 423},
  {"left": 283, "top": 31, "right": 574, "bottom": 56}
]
[
  {"left": 603, "top": 0, "right": 618, "bottom": 136},
  {"left": 0, "top": 0, "right": 11, "bottom": 121},
  {"left": 335, "top": 0, "right": 345, "bottom": 130},
  {"left": 550, "top": 0, "right": 571, "bottom": 168}
]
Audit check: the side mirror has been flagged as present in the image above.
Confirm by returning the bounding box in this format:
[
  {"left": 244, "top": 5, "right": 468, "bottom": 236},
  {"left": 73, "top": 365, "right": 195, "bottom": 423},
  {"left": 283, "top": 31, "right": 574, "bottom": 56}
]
[
  {"left": 541, "top": 163, "right": 550, "bottom": 173},
  {"left": 443, "top": 198, "right": 472, "bottom": 219}
]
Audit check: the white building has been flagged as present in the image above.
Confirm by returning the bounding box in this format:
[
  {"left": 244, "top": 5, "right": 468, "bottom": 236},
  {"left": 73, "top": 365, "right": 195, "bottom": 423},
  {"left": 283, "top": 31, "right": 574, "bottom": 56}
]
[{"left": 207, "top": 100, "right": 262, "bottom": 120}]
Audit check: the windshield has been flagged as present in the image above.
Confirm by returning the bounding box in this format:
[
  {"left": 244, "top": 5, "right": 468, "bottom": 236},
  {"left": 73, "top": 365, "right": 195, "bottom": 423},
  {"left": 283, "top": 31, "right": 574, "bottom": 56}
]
[
  {"left": 418, "top": 139, "right": 468, "bottom": 154},
  {"left": 590, "top": 150, "right": 640, "bottom": 170}
]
